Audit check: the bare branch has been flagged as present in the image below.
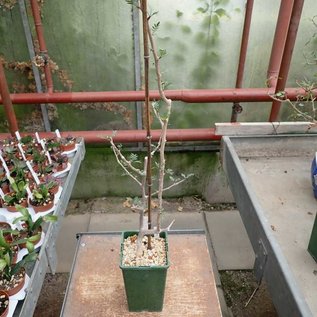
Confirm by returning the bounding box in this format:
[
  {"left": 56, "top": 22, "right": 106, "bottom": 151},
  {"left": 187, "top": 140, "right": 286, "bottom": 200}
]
[
  {"left": 152, "top": 174, "right": 194, "bottom": 196},
  {"left": 108, "top": 137, "right": 144, "bottom": 176},
  {"left": 108, "top": 138, "right": 142, "bottom": 187}
]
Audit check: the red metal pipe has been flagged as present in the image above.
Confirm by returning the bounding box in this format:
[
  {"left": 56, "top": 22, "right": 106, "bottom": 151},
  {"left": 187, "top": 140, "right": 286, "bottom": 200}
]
[
  {"left": 267, "top": 0, "right": 294, "bottom": 88},
  {"left": 269, "top": 0, "right": 305, "bottom": 121},
  {"left": 231, "top": 0, "right": 254, "bottom": 122},
  {"left": 235, "top": 0, "right": 254, "bottom": 89},
  {"left": 30, "top": 0, "right": 54, "bottom": 93},
  {"left": 1, "top": 87, "right": 313, "bottom": 105},
  {"left": 0, "top": 62, "right": 18, "bottom": 135},
  {"left": 0, "top": 128, "right": 221, "bottom": 144}
]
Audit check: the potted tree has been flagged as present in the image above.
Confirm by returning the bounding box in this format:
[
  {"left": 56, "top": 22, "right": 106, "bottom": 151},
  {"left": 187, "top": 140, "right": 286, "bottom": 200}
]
[{"left": 109, "top": 0, "right": 192, "bottom": 312}]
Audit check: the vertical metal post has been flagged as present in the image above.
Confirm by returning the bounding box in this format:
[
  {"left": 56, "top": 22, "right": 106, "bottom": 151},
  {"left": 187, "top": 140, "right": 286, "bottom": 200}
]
[
  {"left": 141, "top": 0, "right": 153, "bottom": 248},
  {"left": 269, "top": 0, "right": 305, "bottom": 122},
  {"left": 18, "top": 0, "right": 51, "bottom": 131},
  {"left": 0, "top": 62, "right": 19, "bottom": 135},
  {"left": 132, "top": 2, "right": 143, "bottom": 148},
  {"left": 231, "top": 0, "right": 254, "bottom": 122},
  {"left": 29, "top": 0, "right": 54, "bottom": 93},
  {"left": 267, "top": 0, "right": 294, "bottom": 88}
]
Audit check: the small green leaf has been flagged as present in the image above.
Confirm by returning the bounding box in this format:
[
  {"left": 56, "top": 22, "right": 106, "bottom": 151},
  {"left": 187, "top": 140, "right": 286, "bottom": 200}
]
[
  {"left": 176, "top": 10, "right": 183, "bottom": 18},
  {"left": 158, "top": 49, "right": 167, "bottom": 59},
  {"left": 4, "top": 253, "right": 10, "bottom": 266},
  {"left": 129, "top": 153, "right": 138, "bottom": 162},
  {"left": 197, "top": 5, "right": 209, "bottom": 14},
  {"left": 0, "top": 259, "right": 7, "bottom": 271},
  {"left": 215, "top": 8, "right": 228, "bottom": 18},
  {"left": 152, "top": 22, "right": 160, "bottom": 33},
  {"left": 28, "top": 233, "right": 41, "bottom": 243},
  {"left": 26, "top": 241, "right": 34, "bottom": 253},
  {"left": 181, "top": 25, "right": 191, "bottom": 34},
  {"left": 43, "top": 215, "right": 58, "bottom": 222}
]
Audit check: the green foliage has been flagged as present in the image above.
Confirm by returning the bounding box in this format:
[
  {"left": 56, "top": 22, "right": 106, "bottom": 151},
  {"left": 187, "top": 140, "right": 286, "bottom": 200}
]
[
  {"left": 180, "top": 25, "right": 191, "bottom": 34},
  {"left": 125, "top": 0, "right": 139, "bottom": 7},
  {"left": 0, "top": 227, "right": 37, "bottom": 281},
  {"left": 158, "top": 48, "right": 167, "bottom": 59},
  {"left": 20, "top": 135, "right": 33, "bottom": 145},
  {"left": 13, "top": 205, "right": 57, "bottom": 238},
  {"left": 4, "top": 176, "right": 27, "bottom": 206},
  {"left": 129, "top": 153, "right": 141, "bottom": 164},
  {"left": 152, "top": 21, "right": 160, "bottom": 34},
  {"left": 176, "top": 10, "right": 183, "bottom": 18}
]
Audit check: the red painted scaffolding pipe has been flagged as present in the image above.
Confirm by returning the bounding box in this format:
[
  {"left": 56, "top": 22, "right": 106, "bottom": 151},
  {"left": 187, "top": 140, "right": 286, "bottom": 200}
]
[
  {"left": 30, "top": 0, "right": 54, "bottom": 93},
  {"left": 231, "top": 0, "right": 254, "bottom": 122},
  {"left": 0, "top": 128, "right": 221, "bottom": 144},
  {"left": 269, "top": 0, "right": 305, "bottom": 122},
  {"left": 0, "top": 87, "right": 312, "bottom": 105},
  {"left": 267, "top": 0, "right": 294, "bottom": 88},
  {"left": 0, "top": 62, "right": 18, "bottom": 135}
]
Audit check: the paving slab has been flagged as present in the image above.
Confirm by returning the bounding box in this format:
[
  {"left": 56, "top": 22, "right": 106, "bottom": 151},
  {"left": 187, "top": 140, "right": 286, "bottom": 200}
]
[
  {"left": 88, "top": 212, "right": 205, "bottom": 232},
  {"left": 56, "top": 214, "right": 91, "bottom": 272},
  {"left": 89, "top": 213, "right": 139, "bottom": 231},
  {"left": 205, "top": 210, "right": 255, "bottom": 270}
]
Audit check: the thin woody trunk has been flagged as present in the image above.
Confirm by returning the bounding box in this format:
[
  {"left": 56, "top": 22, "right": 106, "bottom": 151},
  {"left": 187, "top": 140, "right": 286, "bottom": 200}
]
[{"left": 141, "top": 0, "right": 152, "bottom": 249}]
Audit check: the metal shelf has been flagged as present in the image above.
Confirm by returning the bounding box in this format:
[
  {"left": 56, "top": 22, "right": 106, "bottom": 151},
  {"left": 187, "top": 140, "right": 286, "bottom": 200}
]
[
  {"left": 222, "top": 135, "right": 317, "bottom": 317},
  {"left": 13, "top": 139, "right": 85, "bottom": 317}
]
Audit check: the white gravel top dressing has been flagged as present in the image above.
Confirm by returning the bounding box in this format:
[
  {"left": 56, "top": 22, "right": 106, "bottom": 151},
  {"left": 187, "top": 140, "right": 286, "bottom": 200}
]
[{"left": 122, "top": 235, "right": 167, "bottom": 267}]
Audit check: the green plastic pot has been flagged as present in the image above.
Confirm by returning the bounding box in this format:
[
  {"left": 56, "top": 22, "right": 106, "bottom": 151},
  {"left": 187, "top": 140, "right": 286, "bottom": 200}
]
[
  {"left": 120, "top": 231, "right": 169, "bottom": 312},
  {"left": 308, "top": 214, "right": 317, "bottom": 262}
]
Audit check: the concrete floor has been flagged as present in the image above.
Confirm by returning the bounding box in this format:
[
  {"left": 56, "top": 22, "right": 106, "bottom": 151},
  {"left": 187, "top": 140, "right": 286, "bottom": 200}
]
[
  {"left": 56, "top": 209, "right": 255, "bottom": 273},
  {"left": 50, "top": 199, "right": 258, "bottom": 317}
]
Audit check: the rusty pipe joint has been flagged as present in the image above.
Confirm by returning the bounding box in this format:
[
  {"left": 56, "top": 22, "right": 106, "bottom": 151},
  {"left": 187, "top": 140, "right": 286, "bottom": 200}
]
[{"left": 232, "top": 102, "right": 243, "bottom": 114}]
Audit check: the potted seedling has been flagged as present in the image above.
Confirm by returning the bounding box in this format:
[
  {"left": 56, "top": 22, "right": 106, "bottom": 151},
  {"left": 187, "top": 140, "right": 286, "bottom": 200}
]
[
  {"left": 3, "top": 177, "right": 28, "bottom": 212},
  {"left": 109, "top": 0, "right": 193, "bottom": 312},
  {"left": 31, "top": 176, "right": 60, "bottom": 195},
  {"left": 13, "top": 205, "right": 57, "bottom": 250},
  {"left": 0, "top": 290, "right": 9, "bottom": 317},
  {"left": 0, "top": 230, "right": 37, "bottom": 296},
  {"left": 0, "top": 230, "right": 18, "bottom": 263},
  {"left": 36, "top": 163, "right": 54, "bottom": 179},
  {"left": 51, "top": 153, "right": 68, "bottom": 172},
  {"left": 59, "top": 135, "right": 76, "bottom": 152},
  {"left": 31, "top": 149, "right": 47, "bottom": 167},
  {"left": 29, "top": 183, "right": 55, "bottom": 213},
  {"left": 45, "top": 139, "right": 61, "bottom": 154},
  {"left": 1, "top": 146, "right": 16, "bottom": 170},
  {"left": 0, "top": 176, "right": 9, "bottom": 195},
  {"left": 10, "top": 159, "right": 28, "bottom": 183},
  {"left": 20, "top": 135, "right": 33, "bottom": 147}
]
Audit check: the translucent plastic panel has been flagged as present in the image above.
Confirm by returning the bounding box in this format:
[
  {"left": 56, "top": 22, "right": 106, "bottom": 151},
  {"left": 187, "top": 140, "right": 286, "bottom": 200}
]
[{"left": 42, "top": 0, "right": 135, "bottom": 92}]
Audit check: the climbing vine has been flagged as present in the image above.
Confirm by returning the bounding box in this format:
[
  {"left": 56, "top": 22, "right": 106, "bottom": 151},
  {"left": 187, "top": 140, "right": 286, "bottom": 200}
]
[{"left": 157, "top": 0, "right": 240, "bottom": 88}]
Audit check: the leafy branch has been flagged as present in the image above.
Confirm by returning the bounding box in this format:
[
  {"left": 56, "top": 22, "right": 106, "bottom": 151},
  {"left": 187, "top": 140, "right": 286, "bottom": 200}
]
[{"left": 270, "top": 79, "right": 317, "bottom": 124}]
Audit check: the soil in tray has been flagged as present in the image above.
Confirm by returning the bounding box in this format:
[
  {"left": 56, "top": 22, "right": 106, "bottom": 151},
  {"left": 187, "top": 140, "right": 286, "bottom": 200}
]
[
  {"left": 220, "top": 270, "right": 278, "bottom": 317},
  {"left": 34, "top": 273, "right": 69, "bottom": 317}
]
